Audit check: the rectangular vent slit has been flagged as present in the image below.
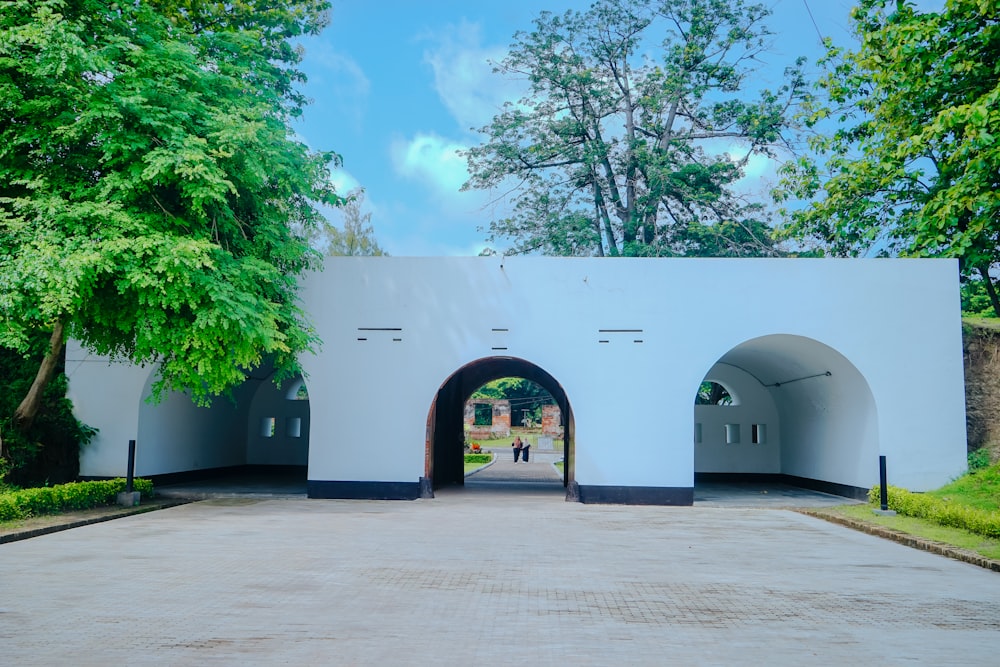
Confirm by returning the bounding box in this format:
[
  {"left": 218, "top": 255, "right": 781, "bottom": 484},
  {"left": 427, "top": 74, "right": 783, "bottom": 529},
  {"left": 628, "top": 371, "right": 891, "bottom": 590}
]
[
  {"left": 598, "top": 340, "right": 610, "bottom": 344},
  {"left": 357, "top": 338, "right": 367, "bottom": 341},
  {"left": 491, "top": 347, "right": 508, "bottom": 351},
  {"left": 357, "top": 327, "right": 403, "bottom": 331},
  {"left": 599, "top": 329, "right": 643, "bottom": 333},
  {"left": 392, "top": 338, "right": 402, "bottom": 342},
  {"left": 491, "top": 328, "right": 509, "bottom": 332}
]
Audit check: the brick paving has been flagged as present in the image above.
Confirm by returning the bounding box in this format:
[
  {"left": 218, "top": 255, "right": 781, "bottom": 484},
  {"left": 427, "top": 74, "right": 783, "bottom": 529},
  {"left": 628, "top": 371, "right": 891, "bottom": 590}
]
[{"left": 2, "top": 472, "right": 999, "bottom": 665}]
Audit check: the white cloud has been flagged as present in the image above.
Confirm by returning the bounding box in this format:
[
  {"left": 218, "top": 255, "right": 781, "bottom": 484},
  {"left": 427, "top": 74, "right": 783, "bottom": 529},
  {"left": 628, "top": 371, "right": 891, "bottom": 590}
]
[
  {"left": 420, "top": 20, "right": 526, "bottom": 133},
  {"left": 391, "top": 133, "right": 470, "bottom": 195},
  {"left": 329, "top": 167, "right": 362, "bottom": 198}
]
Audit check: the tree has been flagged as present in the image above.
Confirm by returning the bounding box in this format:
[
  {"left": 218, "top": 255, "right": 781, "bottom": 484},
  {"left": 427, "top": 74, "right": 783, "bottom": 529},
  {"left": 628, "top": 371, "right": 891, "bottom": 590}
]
[
  {"left": 463, "top": 0, "right": 808, "bottom": 257},
  {"left": 0, "top": 0, "right": 341, "bottom": 455},
  {"left": 774, "top": 0, "right": 1000, "bottom": 315},
  {"left": 319, "top": 191, "right": 387, "bottom": 256},
  {"left": 471, "top": 377, "right": 554, "bottom": 426},
  {"left": 0, "top": 335, "right": 94, "bottom": 485}
]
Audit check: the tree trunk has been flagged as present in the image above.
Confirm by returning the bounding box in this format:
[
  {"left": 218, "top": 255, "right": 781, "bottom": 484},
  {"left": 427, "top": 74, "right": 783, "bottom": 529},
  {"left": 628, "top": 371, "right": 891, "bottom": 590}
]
[
  {"left": 979, "top": 266, "right": 1000, "bottom": 319},
  {"left": 12, "top": 321, "right": 66, "bottom": 435}
]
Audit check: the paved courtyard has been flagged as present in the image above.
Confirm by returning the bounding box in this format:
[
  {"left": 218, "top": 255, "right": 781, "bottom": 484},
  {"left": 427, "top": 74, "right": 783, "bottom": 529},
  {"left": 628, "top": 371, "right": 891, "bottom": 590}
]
[{"left": 2, "top": 467, "right": 999, "bottom": 665}]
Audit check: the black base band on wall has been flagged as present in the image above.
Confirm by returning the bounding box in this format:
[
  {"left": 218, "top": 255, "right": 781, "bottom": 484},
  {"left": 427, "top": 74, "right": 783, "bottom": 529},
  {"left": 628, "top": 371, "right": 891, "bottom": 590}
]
[
  {"left": 308, "top": 480, "right": 421, "bottom": 500},
  {"left": 577, "top": 485, "right": 694, "bottom": 506}
]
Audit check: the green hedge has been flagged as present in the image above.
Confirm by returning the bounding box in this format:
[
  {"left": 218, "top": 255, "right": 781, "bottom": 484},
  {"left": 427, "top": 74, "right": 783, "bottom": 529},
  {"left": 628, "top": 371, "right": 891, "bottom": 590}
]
[
  {"left": 870, "top": 484, "right": 1000, "bottom": 539},
  {"left": 0, "top": 478, "right": 153, "bottom": 522},
  {"left": 464, "top": 453, "right": 492, "bottom": 464}
]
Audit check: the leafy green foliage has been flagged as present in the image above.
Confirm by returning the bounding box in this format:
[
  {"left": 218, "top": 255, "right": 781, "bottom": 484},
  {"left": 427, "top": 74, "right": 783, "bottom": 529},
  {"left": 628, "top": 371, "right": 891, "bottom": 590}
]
[
  {"left": 472, "top": 377, "right": 533, "bottom": 400},
  {"left": 472, "top": 403, "right": 493, "bottom": 426},
  {"left": 315, "top": 191, "right": 386, "bottom": 256},
  {"left": 775, "top": 0, "right": 1000, "bottom": 315},
  {"left": 930, "top": 461, "right": 1000, "bottom": 513},
  {"left": 962, "top": 279, "right": 998, "bottom": 318},
  {"left": 463, "top": 453, "right": 492, "bottom": 465},
  {"left": 967, "top": 448, "right": 992, "bottom": 473},
  {"left": 471, "top": 377, "right": 554, "bottom": 426},
  {"left": 0, "top": 336, "right": 95, "bottom": 486},
  {"left": 832, "top": 503, "right": 1000, "bottom": 561},
  {"left": 0, "top": 477, "right": 153, "bottom": 522},
  {"left": 695, "top": 381, "right": 732, "bottom": 405},
  {"left": 0, "top": 0, "right": 341, "bottom": 407},
  {"left": 464, "top": 0, "right": 807, "bottom": 257},
  {"left": 870, "top": 480, "right": 1000, "bottom": 539}
]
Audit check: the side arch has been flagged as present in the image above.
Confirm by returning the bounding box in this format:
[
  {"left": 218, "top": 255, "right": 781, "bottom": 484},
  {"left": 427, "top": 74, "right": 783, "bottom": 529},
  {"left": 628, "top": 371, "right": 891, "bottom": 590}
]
[
  {"left": 135, "top": 365, "right": 309, "bottom": 478},
  {"left": 694, "top": 334, "right": 878, "bottom": 497}
]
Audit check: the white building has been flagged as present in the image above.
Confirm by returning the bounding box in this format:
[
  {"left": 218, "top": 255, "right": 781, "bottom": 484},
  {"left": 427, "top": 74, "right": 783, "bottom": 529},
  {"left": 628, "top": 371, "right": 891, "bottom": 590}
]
[{"left": 69, "top": 257, "right": 968, "bottom": 504}]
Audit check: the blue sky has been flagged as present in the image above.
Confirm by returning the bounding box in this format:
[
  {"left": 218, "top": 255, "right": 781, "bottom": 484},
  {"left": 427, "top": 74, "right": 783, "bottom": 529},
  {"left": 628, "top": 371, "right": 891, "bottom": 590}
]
[{"left": 291, "top": 0, "right": 930, "bottom": 256}]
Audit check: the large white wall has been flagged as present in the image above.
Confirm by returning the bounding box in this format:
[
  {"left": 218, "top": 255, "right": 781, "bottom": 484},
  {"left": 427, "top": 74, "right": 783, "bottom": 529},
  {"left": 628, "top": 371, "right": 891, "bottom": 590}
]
[
  {"left": 71, "top": 256, "right": 968, "bottom": 498},
  {"left": 299, "top": 257, "right": 967, "bottom": 493},
  {"left": 69, "top": 340, "right": 148, "bottom": 478}
]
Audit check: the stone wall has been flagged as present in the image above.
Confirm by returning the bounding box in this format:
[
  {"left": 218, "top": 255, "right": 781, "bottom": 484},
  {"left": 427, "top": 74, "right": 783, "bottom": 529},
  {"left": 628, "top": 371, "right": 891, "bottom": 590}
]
[
  {"left": 964, "top": 322, "right": 1000, "bottom": 462},
  {"left": 464, "top": 399, "right": 511, "bottom": 440},
  {"left": 542, "top": 404, "right": 563, "bottom": 437}
]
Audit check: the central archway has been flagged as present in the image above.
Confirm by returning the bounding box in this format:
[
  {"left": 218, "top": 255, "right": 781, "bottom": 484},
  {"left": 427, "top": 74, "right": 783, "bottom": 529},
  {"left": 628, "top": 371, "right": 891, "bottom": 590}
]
[{"left": 424, "top": 357, "right": 574, "bottom": 496}]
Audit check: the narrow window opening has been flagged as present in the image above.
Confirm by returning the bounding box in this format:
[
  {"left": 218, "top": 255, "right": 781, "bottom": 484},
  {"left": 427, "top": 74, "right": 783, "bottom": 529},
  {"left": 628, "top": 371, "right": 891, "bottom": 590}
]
[
  {"left": 725, "top": 423, "right": 741, "bottom": 445},
  {"left": 473, "top": 403, "right": 493, "bottom": 426},
  {"left": 752, "top": 423, "right": 766, "bottom": 444},
  {"left": 694, "top": 423, "right": 703, "bottom": 444},
  {"left": 287, "top": 417, "right": 302, "bottom": 438},
  {"left": 261, "top": 417, "right": 276, "bottom": 438}
]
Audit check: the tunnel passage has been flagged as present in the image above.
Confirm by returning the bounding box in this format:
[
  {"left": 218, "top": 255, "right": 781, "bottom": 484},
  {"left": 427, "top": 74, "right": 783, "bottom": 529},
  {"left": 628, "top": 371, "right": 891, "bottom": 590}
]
[
  {"left": 425, "top": 357, "right": 573, "bottom": 492},
  {"left": 694, "top": 334, "right": 879, "bottom": 499},
  {"left": 135, "top": 364, "right": 310, "bottom": 484}
]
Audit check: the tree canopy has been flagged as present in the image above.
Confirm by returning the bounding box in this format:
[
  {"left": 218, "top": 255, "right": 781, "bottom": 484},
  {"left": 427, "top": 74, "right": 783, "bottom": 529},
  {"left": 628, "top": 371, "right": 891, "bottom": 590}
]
[
  {"left": 471, "top": 377, "right": 554, "bottom": 426},
  {"left": 317, "top": 191, "right": 387, "bottom": 257},
  {"left": 775, "top": 0, "right": 1000, "bottom": 315},
  {"left": 0, "top": 0, "right": 340, "bottom": 436},
  {"left": 463, "top": 0, "right": 808, "bottom": 258}
]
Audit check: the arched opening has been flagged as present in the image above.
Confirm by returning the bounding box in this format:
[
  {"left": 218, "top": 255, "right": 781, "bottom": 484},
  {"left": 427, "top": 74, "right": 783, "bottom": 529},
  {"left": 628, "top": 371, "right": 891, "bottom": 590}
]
[
  {"left": 424, "top": 356, "right": 574, "bottom": 498},
  {"left": 693, "top": 334, "right": 878, "bottom": 499},
  {"left": 135, "top": 364, "right": 310, "bottom": 490}
]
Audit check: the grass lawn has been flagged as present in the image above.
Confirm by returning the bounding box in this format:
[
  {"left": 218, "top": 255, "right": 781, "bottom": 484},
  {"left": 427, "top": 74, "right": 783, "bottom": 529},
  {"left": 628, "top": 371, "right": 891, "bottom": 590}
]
[
  {"left": 464, "top": 454, "right": 494, "bottom": 474},
  {"left": 813, "top": 502, "right": 1000, "bottom": 561},
  {"left": 928, "top": 464, "right": 1000, "bottom": 512}
]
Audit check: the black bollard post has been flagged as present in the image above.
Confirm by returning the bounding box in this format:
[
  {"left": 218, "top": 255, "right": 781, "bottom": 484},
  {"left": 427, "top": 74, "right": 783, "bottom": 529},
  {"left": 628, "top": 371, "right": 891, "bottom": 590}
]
[
  {"left": 126, "top": 439, "right": 136, "bottom": 494},
  {"left": 879, "top": 455, "right": 888, "bottom": 511}
]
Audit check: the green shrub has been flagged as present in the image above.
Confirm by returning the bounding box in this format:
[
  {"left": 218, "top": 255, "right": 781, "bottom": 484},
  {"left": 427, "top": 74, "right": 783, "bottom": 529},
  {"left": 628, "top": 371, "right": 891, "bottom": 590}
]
[
  {"left": 0, "top": 478, "right": 153, "bottom": 522},
  {"left": 870, "top": 484, "right": 1000, "bottom": 539},
  {"left": 968, "top": 448, "right": 991, "bottom": 472},
  {"left": 464, "top": 453, "right": 492, "bottom": 464},
  {"left": 1, "top": 342, "right": 97, "bottom": 487}
]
